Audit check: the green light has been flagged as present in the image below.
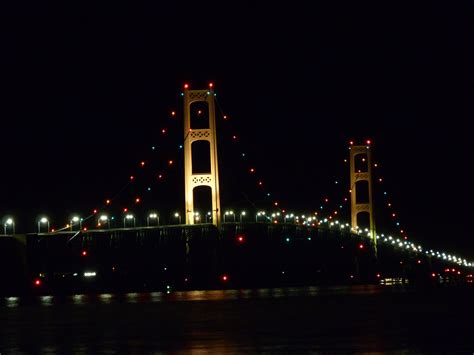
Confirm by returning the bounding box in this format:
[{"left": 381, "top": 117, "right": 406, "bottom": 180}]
[{"left": 307, "top": 237, "right": 311, "bottom": 241}]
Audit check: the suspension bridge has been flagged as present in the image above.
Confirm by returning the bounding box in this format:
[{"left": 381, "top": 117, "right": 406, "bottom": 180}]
[{"left": 0, "top": 84, "right": 472, "bottom": 295}]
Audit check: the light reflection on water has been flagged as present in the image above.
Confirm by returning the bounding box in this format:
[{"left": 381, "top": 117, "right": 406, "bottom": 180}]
[
  {"left": 40, "top": 295, "right": 53, "bottom": 306},
  {"left": 0, "top": 285, "right": 472, "bottom": 353},
  {"left": 6, "top": 296, "right": 19, "bottom": 308},
  {"left": 125, "top": 292, "right": 139, "bottom": 303},
  {"left": 1, "top": 284, "right": 395, "bottom": 308},
  {"left": 99, "top": 293, "right": 113, "bottom": 304},
  {"left": 72, "top": 294, "right": 85, "bottom": 305},
  {"left": 150, "top": 291, "right": 162, "bottom": 302}
]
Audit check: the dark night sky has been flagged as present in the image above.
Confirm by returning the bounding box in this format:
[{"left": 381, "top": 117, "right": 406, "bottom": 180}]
[{"left": 1, "top": 2, "right": 473, "bottom": 255}]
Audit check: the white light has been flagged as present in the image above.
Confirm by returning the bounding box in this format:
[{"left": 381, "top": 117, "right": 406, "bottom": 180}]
[
  {"left": 72, "top": 216, "right": 80, "bottom": 223},
  {"left": 84, "top": 271, "right": 96, "bottom": 277},
  {"left": 149, "top": 213, "right": 158, "bottom": 218},
  {"left": 99, "top": 215, "right": 108, "bottom": 221},
  {"left": 125, "top": 214, "right": 134, "bottom": 220},
  {"left": 5, "top": 218, "right": 13, "bottom": 225},
  {"left": 40, "top": 217, "right": 48, "bottom": 223}
]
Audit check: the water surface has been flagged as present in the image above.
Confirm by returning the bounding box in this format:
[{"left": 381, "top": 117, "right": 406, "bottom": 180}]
[{"left": 1, "top": 285, "right": 473, "bottom": 353}]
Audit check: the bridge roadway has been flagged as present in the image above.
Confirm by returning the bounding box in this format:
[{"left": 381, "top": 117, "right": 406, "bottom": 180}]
[{"left": 0, "top": 223, "right": 468, "bottom": 295}]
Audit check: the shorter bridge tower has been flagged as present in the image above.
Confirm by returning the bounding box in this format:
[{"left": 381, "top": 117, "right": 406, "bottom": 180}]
[
  {"left": 349, "top": 142, "right": 376, "bottom": 253},
  {"left": 183, "top": 85, "right": 221, "bottom": 227}
]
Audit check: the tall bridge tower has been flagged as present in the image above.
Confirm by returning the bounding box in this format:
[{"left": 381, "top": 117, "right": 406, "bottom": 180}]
[
  {"left": 183, "top": 86, "right": 221, "bottom": 227},
  {"left": 350, "top": 143, "right": 376, "bottom": 253}
]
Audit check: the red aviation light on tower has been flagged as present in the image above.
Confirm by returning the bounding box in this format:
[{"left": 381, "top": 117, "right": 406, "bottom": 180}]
[
  {"left": 184, "top": 83, "right": 189, "bottom": 89},
  {"left": 209, "top": 82, "right": 214, "bottom": 88},
  {"left": 349, "top": 141, "right": 354, "bottom": 145},
  {"left": 366, "top": 139, "right": 372, "bottom": 145}
]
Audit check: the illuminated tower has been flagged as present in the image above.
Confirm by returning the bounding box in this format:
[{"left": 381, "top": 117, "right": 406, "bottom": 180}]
[
  {"left": 183, "top": 85, "right": 221, "bottom": 227},
  {"left": 350, "top": 143, "right": 376, "bottom": 252}
]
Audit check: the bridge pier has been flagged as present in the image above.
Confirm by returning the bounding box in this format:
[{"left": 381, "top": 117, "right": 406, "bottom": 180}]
[
  {"left": 350, "top": 143, "right": 377, "bottom": 256},
  {"left": 183, "top": 86, "right": 221, "bottom": 228}
]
